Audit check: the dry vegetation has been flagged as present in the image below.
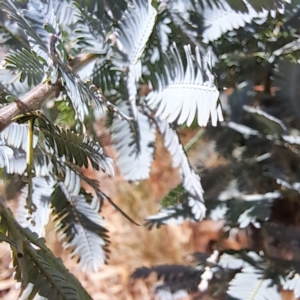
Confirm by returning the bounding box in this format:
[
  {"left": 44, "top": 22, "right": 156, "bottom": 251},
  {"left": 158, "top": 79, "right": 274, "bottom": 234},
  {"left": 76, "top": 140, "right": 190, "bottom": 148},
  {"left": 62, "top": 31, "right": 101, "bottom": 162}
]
[{"left": 0, "top": 121, "right": 223, "bottom": 300}]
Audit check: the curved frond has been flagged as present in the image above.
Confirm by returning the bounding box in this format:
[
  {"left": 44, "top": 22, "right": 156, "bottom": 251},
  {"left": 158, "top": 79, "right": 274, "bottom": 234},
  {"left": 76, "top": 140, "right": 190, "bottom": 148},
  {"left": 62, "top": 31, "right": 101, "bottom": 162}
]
[
  {"left": 3, "top": 48, "right": 44, "bottom": 86},
  {"left": 53, "top": 0, "right": 78, "bottom": 29},
  {"left": 158, "top": 119, "right": 205, "bottom": 214},
  {"left": 0, "top": 123, "right": 35, "bottom": 151},
  {"left": 47, "top": 153, "right": 135, "bottom": 226},
  {"left": 25, "top": 0, "right": 60, "bottom": 45},
  {"left": 51, "top": 183, "right": 109, "bottom": 272},
  {"left": 1, "top": 0, "right": 52, "bottom": 67},
  {"left": 73, "top": 2, "right": 108, "bottom": 54},
  {"left": 146, "top": 119, "right": 206, "bottom": 226},
  {"left": 165, "top": 0, "right": 204, "bottom": 47},
  {"left": 1, "top": 0, "right": 102, "bottom": 120},
  {"left": 112, "top": 101, "right": 156, "bottom": 181},
  {"left": 51, "top": 159, "right": 138, "bottom": 224},
  {"left": 147, "top": 12, "right": 172, "bottom": 63},
  {"left": 58, "top": 65, "right": 90, "bottom": 121},
  {"left": 91, "top": 59, "right": 122, "bottom": 93},
  {"left": 34, "top": 113, "right": 114, "bottom": 175},
  {"left": 112, "top": 0, "right": 157, "bottom": 67},
  {"left": 200, "top": 0, "right": 269, "bottom": 42},
  {"left": 14, "top": 248, "right": 80, "bottom": 300},
  {"left": 227, "top": 266, "right": 281, "bottom": 300},
  {"left": 110, "top": 0, "right": 157, "bottom": 103},
  {"left": 58, "top": 65, "right": 116, "bottom": 122},
  {"left": 147, "top": 44, "right": 223, "bottom": 127}
]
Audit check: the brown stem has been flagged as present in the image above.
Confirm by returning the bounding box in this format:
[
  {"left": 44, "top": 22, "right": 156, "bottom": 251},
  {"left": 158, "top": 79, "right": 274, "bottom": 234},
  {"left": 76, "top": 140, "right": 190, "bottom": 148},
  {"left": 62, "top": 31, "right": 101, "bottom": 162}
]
[{"left": 0, "top": 53, "right": 97, "bottom": 132}]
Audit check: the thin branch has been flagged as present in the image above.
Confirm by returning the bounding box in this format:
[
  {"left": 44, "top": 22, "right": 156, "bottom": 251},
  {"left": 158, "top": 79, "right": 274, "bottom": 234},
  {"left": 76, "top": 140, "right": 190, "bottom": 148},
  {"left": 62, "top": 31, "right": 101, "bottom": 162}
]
[
  {"left": 0, "top": 53, "right": 97, "bottom": 132},
  {"left": 184, "top": 129, "right": 204, "bottom": 152}
]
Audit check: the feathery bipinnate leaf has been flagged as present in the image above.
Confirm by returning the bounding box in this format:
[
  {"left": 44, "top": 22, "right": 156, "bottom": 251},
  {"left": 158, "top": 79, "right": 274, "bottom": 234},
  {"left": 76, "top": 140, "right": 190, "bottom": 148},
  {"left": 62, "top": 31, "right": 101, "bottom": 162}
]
[
  {"left": 51, "top": 156, "right": 139, "bottom": 225},
  {"left": 145, "top": 10, "right": 172, "bottom": 64},
  {"left": 0, "top": 2, "right": 60, "bottom": 96},
  {"left": 1, "top": 0, "right": 109, "bottom": 122},
  {"left": 147, "top": 44, "right": 223, "bottom": 127},
  {"left": 59, "top": 62, "right": 133, "bottom": 123},
  {"left": 227, "top": 266, "right": 281, "bottom": 300},
  {"left": 29, "top": 112, "right": 114, "bottom": 175},
  {"left": 112, "top": 0, "right": 157, "bottom": 68},
  {"left": 221, "top": 247, "right": 300, "bottom": 300},
  {"left": 1, "top": 0, "right": 55, "bottom": 68},
  {"left": 145, "top": 184, "right": 188, "bottom": 228},
  {"left": 0, "top": 122, "right": 38, "bottom": 151},
  {"left": 3, "top": 48, "right": 44, "bottom": 86},
  {"left": 73, "top": 2, "right": 108, "bottom": 54},
  {"left": 159, "top": 119, "right": 205, "bottom": 215},
  {"left": 165, "top": 0, "right": 205, "bottom": 48},
  {"left": 91, "top": 59, "right": 122, "bottom": 93},
  {"left": 51, "top": 183, "right": 109, "bottom": 272},
  {"left": 112, "top": 101, "right": 156, "bottom": 181},
  {"left": 15, "top": 177, "right": 53, "bottom": 237},
  {"left": 0, "top": 67, "right": 32, "bottom": 96},
  {"left": 13, "top": 244, "right": 81, "bottom": 300},
  {"left": 146, "top": 118, "right": 206, "bottom": 227},
  {"left": 0, "top": 207, "right": 90, "bottom": 300},
  {"left": 53, "top": 0, "right": 78, "bottom": 29},
  {"left": 13, "top": 230, "right": 91, "bottom": 300},
  {"left": 25, "top": 0, "right": 60, "bottom": 45},
  {"left": 110, "top": 0, "right": 157, "bottom": 108},
  {"left": 4, "top": 128, "right": 136, "bottom": 228},
  {"left": 58, "top": 64, "right": 92, "bottom": 121},
  {"left": 58, "top": 65, "right": 119, "bottom": 122},
  {"left": 199, "top": 0, "right": 270, "bottom": 43}
]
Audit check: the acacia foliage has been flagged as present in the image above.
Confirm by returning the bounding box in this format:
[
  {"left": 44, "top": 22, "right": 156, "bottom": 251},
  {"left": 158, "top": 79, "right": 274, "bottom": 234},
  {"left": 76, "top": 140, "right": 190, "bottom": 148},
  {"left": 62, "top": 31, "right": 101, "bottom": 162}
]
[{"left": 0, "top": 0, "right": 298, "bottom": 299}]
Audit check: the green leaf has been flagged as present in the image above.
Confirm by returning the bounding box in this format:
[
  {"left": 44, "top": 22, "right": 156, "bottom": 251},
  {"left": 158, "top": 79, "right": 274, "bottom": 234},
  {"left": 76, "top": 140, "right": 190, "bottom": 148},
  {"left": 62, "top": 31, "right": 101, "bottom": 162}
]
[
  {"left": 51, "top": 184, "right": 110, "bottom": 272},
  {"left": 4, "top": 48, "right": 45, "bottom": 86},
  {"left": 25, "top": 112, "right": 115, "bottom": 175},
  {"left": 147, "top": 44, "right": 222, "bottom": 127},
  {"left": 112, "top": 101, "right": 156, "bottom": 181}
]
